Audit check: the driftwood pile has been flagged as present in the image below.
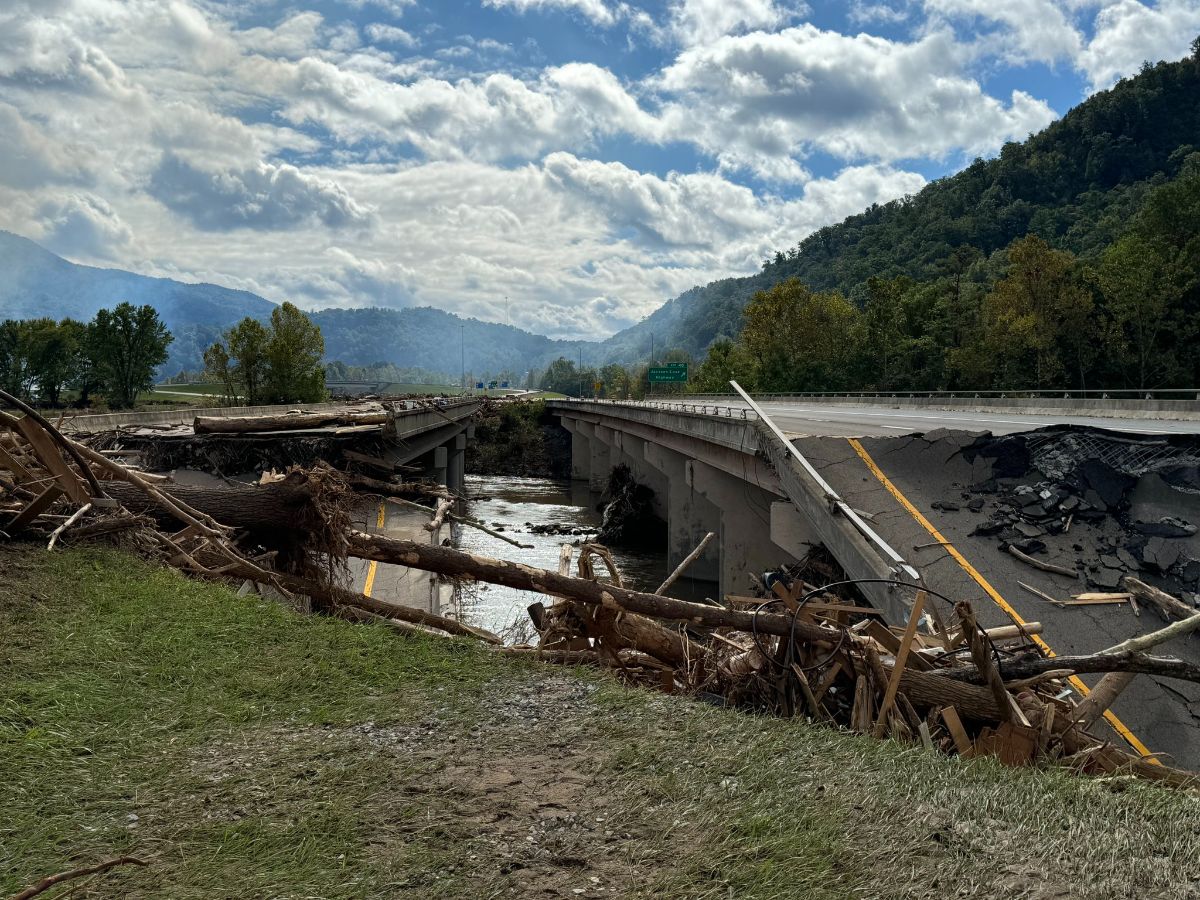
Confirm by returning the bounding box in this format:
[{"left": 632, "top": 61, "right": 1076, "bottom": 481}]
[
  {"left": 509, "top": 544, "right": 1200, "bottom": 788},
  {"left": 4, "top": 389, "right": 1200, "bottom": 788}
]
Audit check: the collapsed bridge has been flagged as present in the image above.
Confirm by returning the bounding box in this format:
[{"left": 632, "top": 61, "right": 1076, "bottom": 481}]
[{"left": 549, "top": 394, "right": 1200, "bottom": 770}]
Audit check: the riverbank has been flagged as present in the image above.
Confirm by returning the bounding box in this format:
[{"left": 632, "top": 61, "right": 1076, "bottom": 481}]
[
  {"left": 4, "top": 547, "right": 1200, "bottom": 899},
  {"left": 467, "top": 399, "right": 571, "bottom": 479}
]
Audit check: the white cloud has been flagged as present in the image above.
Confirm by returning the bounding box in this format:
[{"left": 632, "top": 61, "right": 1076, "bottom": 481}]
[
  {"left": 656, "top": 26, "right": 1057, "bottom": 175},
  {"left": 924, "top": 0, "right": 1083, "bottom": 65},
  {"left": 148, "top": 154, "right": 375, "bottom": 231},
  {"left": 666, "top": 0, "right": 808, "bottom": 46},
  {"left": 0, "top": 103, "right": 90, "bottom": 188},
  {"left": 1079, "top": 0, "right": 1200, "bottom": 89},
  {"left": 364, "top": 23, "right": 417, "bottom": 46},
  {"left": 36, "top": 193, "right": 133, "bottom": 259},
  {"left": 848, "top": 2, "right": 914, "bottom": 25},
  {"left": 482, "top": 0, "right": 618, "bottom": 26}
]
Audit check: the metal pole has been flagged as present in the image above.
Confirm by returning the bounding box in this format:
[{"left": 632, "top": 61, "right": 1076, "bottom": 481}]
[
  {"left": 729, "top": 380, "right": 919, "bottom": 582},
  {"left": 460, "top": 325, "right": 465, "bottom": 395},
  {"left": 578, "top": 346, "right": 583, "bottom": 399}
]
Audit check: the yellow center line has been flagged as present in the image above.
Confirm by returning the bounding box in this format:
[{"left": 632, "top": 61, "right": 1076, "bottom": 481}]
[
  {"left": 361, "top": 501, "right": 387, "bottom": 598},
  {"left": 847, "top": 437, "right": 1156, "bottom": 761}
]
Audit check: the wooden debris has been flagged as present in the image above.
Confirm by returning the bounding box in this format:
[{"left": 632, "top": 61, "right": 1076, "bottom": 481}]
[
  {"left": 3, "top": 390, "right": 1198, "bottom": 790},
  {"left": 655, "top": 531, "right": 715, "bottom": 595},
  {"left": 1007, "top": 545, "right": 1077, "bottom": 578}
]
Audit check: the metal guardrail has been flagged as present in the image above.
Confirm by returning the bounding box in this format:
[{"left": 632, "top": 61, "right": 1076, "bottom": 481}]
[
  {"left": 674, "top": 389, "right": 1200, "bottom": 402},
  {"left": 550, "top": 397, "right": 756, "bottom": 419}
]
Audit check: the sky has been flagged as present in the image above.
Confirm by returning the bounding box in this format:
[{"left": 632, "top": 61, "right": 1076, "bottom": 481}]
[{"left": 1, "top": 0, "right": 1198, "bottom": 339}]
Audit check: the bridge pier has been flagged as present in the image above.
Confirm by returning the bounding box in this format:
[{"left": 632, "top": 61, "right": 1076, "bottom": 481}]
[
  {"left": 690, "top": 461, "right": 803, "bottom": 599},
  {"left": 643, "top": 443, "right": 721, "bottom": 584},
  {"left": 447, "top": 434, "right": 466, "bottom": 494}
]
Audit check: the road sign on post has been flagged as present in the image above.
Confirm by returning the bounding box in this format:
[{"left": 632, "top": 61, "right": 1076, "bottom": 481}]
[{"left": 648, "top": 365, "right": 688, "bottom": 383}]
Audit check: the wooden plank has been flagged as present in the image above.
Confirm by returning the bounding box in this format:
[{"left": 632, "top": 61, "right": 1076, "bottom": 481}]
[
  {"left": 873, "top": 589, "right": 927, "bottom": 738},
  {"left": 1072, "top": 592, "right": 1133, "bottom": 601},
  {"left": 14, "top": 416, "right": 89, "bottom": 503},
  {"left": 863, "top": 619, "right": 933, "bottom": 670},
  {"left": 975, "top": 721, "right": 1038, "bottom": 766},
  {"left": 940, "top": 706, "right": 973, "bottom": 757},
  {"left": 0, "top": 443, "right": 34, "bottom": 481},
  {"left": 811, "top": 659, "right": 844, "bottom": 704},
  {"left": 5, "top": 484, "right": 64, "bottom": 532}
]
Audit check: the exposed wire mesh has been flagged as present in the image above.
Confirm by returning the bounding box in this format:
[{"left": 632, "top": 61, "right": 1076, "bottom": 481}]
[{"left": 1028, "top": 431, "right": 1200, "bottom": 481}]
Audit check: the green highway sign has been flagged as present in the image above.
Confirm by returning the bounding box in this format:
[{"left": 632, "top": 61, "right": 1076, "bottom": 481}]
[{"left": 648, "top": 364, "right": 688, "bottom": 383}]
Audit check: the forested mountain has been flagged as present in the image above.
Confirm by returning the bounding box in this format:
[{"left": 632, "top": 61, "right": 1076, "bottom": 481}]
[
  {"left": 309, "top": 307, "right": 582, "bottom": 378},
  {"left": 603, "top": 47, "right": 1200, "bottom": 362},
  {"left": 0, "top": 231, "right": 276, "bottom": 376}
]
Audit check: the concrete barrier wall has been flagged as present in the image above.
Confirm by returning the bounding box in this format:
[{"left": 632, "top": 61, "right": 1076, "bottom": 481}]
[{"left": 680, "top": 394, "right": 1200, "bottom": 421}]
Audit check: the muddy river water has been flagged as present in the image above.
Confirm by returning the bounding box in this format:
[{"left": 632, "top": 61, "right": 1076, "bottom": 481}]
[{"left": 449, "top": 474, "right": 711, "bottom": 636}]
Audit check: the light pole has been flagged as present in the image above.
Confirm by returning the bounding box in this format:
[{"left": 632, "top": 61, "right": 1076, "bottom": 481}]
[
  {"left": 578, "top": 345, "right": 583, "bottom": 399},
  {"left": 460, "top": 324, "right": 465, "bottom": 395}
]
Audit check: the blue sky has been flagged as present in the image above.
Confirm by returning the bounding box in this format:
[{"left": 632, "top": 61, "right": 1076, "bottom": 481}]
[{"left": 1, "top": 0, "right": 1197, "bottom": 338}]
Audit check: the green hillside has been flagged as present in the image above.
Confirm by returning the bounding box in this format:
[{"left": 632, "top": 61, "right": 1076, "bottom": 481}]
[{"left": 605, "top": 47, "right": 1200, "bottom": 370}]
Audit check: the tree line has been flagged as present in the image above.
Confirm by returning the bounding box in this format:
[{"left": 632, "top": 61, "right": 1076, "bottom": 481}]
[
  {"left": 692, "top": 158, "right": 1200, "bottom": 394},
  {"left": 1, "top": 300, "right": 332, "bottom": 410},
  {"left": 203, "top": 302, "right": 326, "bottom": 405},
  {"left": 0, "top": 303, "right": 172, "bottom": 408}
]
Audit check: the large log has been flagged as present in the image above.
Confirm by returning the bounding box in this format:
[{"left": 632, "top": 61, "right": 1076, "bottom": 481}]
[
  {"left": 940, "top": 650, "right": 1200, "bottom": 685},
  {"left": 237, "top": 566, "right": 501, "bottom": 643},
  {"left": 1121, "top": 576, "right": 1198, "bottom": 622},
  {"left": 104, "top": 480, "right": 319, "bottom": 532},
  {"left": 344, "top": 530, "right": 843, "bottom": 644},
  {"left": 194, "top": 409, "right": 388, "bottom": 434}
]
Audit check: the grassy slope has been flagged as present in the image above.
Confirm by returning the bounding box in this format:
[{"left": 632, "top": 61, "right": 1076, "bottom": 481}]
[{"left": 3, "top": 547, "right": 1199, "bottom": 899}]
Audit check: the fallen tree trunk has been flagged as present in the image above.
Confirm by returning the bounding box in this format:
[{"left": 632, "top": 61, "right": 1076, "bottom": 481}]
[
  {"left": 344, "top": 530, "right": 843, "bottom": 644},
  {"left": 194, "top": 410, "right": 388, "bottom": 434},
  {"left": 104, "top": 479, "right": 319, "bottom": 532},
  {"left": 235, "top": 566, "right": 501, "bottom": 643},
  {"left": 940, "top": 650, "right": 1200, "bottom": 685},
  {"left": 1121, "top": 576, "right": 1197, "bottom": 623}
]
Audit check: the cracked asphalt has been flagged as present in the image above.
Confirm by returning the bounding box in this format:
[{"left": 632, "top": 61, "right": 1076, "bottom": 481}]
[{"left": 792, "top": 424, "right": 1200, "bottom": 770}]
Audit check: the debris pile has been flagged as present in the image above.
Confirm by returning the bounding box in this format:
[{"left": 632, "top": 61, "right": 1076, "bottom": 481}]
[
  {"left": 595, "top": 464, "right": 666, "bottom": 548},
  {"left": 960, "top": 427, "right": 1200, "bottom": 597},
  {"left": 5, "top": 394, "right": 1200, "bottom": 788},
  {"left": 512, "top": 538, "right": 1200, "bottom": 787}
]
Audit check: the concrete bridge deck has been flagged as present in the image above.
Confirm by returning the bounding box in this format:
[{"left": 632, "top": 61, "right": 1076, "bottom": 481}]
[{"left": 549, "top": 397, "right": 1200, "bottom": 770}]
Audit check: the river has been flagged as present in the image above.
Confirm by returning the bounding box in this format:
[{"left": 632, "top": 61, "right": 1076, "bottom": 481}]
[{"left": 448, "top": 474, "right": 712, "bottom": 637}]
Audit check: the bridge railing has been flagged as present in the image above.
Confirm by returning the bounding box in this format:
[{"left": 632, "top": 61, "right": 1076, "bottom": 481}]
[{"left": 550, "top": 397, "right": 758, "bottom": 420}]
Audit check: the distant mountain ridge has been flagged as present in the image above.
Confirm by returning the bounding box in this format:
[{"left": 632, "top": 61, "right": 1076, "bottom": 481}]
[{"left": 0, "top": 231, "right": 598, "bottom": 376}]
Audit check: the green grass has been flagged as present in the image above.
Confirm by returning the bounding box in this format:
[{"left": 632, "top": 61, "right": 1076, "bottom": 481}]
[{"left": 4, "top": 547, "right": 1200, "bottom": 899}]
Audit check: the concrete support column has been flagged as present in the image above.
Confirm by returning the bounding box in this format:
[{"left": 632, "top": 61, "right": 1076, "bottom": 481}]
[
  {"left": 447, "top": 434, "right": 466, "bottom": 494},
  {"left": 609, "top": 432, "right": 668, "bottom": 520},
  {"left": 583, "top": 422, "right": 611, "bottom": 492},
  {"left": 561, "top": 417, "right": 591, "bottom": 483},
  {"left": 430, "top": 445, "right": 448, "bottom": 486},
  {"left": 690, "top": 461, "right": 798, "bottom": 599},
  {"left": 642, "top": 442, "right": 720, "bottom": 583}
]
